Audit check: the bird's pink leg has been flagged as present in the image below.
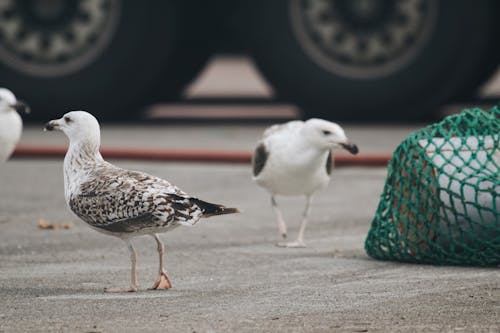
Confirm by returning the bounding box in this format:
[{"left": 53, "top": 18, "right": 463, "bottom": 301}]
[
  {"left": 277, "top": 195, "right": 312, "bottom": 248},
  {"left": 105, "top": 240, "right": 138, "bottom": 292},
  {"left": 271, "top": 196, "right": 288, "bottom": 239},
  {"left": 149, "top": 234, "right": 172, "bottom": 290}
]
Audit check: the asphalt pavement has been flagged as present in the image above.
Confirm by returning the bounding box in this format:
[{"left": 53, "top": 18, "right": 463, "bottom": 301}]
[{"left": 0, "top": 123, "right": 498, "bottom": 332}]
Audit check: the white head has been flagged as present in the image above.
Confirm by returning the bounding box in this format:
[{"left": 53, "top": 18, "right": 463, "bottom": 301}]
[
  {"left": 301, "top": 118, "right": 358, "bottom": 154},
  {"left": 0, "top": 88, "right": 30, "bottom": 115},
  {"left": 44, "top": 111, "right": 101, "bottom": 147}
]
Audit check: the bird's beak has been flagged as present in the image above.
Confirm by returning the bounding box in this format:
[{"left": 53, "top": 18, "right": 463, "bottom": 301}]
[
  {"left": 340, "top": 142, "right": 359, "bottom": 155},
  {"left": 44, "top": 119, "right": 60, "bottom": 132},
  {"left": 11, "top": 100, "right": 30, "bottom": 114}
]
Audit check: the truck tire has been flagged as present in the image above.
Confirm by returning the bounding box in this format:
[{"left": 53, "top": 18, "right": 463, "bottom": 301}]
[
  {"left": 448, "top": 1, "right": 500, "bottom": 102},
  {"left": 0, "top": 0, "right": 208, "bottom": 120},
  {"left": 247, "top": 0, "right": 497, "bottom": 120}
]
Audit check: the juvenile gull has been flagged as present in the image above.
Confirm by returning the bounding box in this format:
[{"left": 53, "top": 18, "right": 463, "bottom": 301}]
[
  {"left": 45, "top": 111, "right": 239, "bottom": 292},
  {"left": 0, "top": 88, "right": 29, "bottom": 162},
  {"left": 252, "top": 119, "right": 358, "bottom": 248}
]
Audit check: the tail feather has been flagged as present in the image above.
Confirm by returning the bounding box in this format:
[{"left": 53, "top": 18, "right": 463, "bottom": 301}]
[{"left": 190, "top": 198, "right": 240, "bottom": 217}]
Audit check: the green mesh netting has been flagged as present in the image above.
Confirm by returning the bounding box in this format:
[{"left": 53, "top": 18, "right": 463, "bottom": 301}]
[{"left": 365, "top": 106, "right": 500, "bottom": 266}]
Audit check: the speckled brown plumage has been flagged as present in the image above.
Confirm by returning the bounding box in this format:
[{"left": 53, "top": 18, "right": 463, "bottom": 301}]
[
  {"left": 45, "top": 111, "right": 239, "bottom": 292},
  {"left": 69, "top": 164, "right": 197, "bottom": 233},
  {"left": 68, "top": 163, "right": 237, "bottom": 235}
]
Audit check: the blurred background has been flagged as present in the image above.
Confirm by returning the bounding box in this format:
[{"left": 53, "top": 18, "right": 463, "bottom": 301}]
[{"left": 1, "top": 0, "right": 500, "bottom": 122}]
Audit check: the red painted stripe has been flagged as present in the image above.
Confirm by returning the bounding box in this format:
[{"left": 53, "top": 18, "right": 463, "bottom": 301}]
[{"left": 12, "top": 145, "right": 391, "bottom": 166}]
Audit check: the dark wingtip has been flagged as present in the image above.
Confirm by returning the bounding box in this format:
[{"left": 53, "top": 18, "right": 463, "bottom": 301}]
[
  {"left": 202, "top": 207, "right": 241, "bottom": 218},
  {"left": 221, "top": 207, "right": 240, "bottom": 214},
  {"left": 191, "top": 197, "right": 241, "bottom": 217}
]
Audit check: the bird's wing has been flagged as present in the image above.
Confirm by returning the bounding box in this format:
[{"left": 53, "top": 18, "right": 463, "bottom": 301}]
[
  {"left": 69, "top": 166, "right": 203, "bottom": 232},
  {"left": 253, "top": 121, "right": 305, "bottom": 176},
  {"left": 0, "top": 112, "right": 22, "bottom": 161},
  {"left": 325, "top": 150, "right": 333, "bottom": 175},
  {"left": 252, "top": 142, "right": 269, "bottom": 177}
]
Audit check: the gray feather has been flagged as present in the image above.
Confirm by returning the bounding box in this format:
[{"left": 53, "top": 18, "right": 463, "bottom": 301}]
[{"left": 252, "top": 143, "right": 268, "bottom": 177}]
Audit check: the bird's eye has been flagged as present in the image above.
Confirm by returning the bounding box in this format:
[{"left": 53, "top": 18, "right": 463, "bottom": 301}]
[
  {"left": 322, "top": 130, "right": 331, "bottom": 135},
  {"left": 64, "top": 116, "right": 72, "bottom": 123}
]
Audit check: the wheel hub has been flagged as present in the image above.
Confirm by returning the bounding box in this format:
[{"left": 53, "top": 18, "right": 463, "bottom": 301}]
[
  {"left": 18, "top": 0, "right": 79, "bottom": 30},
  {"left": 0, "top": 0, "right": 121, "bottom": 77},
  {"left": 335, "top": 0, "right": 395, "bottom": 30},
  {"left": 289, "top": 0, "right": 438, "bottom": 79}
]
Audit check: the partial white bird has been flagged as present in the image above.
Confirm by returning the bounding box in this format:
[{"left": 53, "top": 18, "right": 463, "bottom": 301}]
[
  {"left": 45, "top": 111, "right": 239, "bottom": 292},
  {"left": 0, "top": 88, "right": 29, "bottom": 162},
  {"left": 252, "top": 119, "right": 358, "bottom": 248}
]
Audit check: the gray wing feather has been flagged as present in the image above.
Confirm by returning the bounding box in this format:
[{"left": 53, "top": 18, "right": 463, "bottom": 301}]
[
  {"left": 252, "top": 143, "right": 268, "bottom": 177},
  {"left": 96, "top": 213, "right": 156, "bottom": 233},
  {"left": 326, "top": 150, "right": 333, "bottom": 175}
]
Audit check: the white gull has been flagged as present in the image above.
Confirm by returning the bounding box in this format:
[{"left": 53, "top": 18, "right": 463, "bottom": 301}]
[
  {"left": 0, "top": 88, "right": 29, "bottom": 162},
  {"left": 252, "top": 119, "right": 358, "bottom": 248}
]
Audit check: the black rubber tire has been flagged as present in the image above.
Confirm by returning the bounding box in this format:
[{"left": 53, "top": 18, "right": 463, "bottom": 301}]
[
  {"left": 246, "top": 0, "right": 498, "bottom": 121},
  {"left": 447, "top": 1, "right": 500, "bottom": 102},
  {"left": 148, "top": 0, "right": 214, "bottom": 104},
  {"left": 0, "top": 0, "right": 209, "bottom": 121}
]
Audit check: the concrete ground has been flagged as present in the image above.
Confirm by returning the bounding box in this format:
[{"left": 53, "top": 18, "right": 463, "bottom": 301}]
[
  {"left": 2, "top": 57, "right": 500, "bottom": 331},
  {"left": 1, "top": 135, "right": 499, "bottom": 332},
  {"left": 20, "top": 122, "right": 421, "bottom": 154}
]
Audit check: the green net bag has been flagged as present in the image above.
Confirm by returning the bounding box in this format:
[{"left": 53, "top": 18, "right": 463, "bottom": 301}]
[{"left": 365, "top": 106, "right": 500, "bottom": 266}]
